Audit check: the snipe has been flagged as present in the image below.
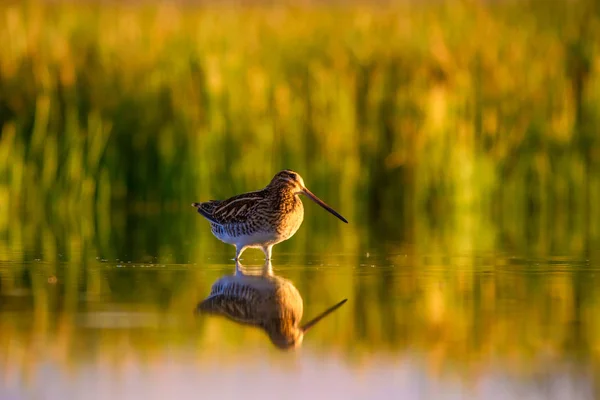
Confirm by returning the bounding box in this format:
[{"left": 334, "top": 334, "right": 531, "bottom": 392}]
[
  {"left": 192, "top": 170, "right": 347, "bottom": 260},
  {"left": 196, "top": 260, "right": 347, "bottom": 350}
]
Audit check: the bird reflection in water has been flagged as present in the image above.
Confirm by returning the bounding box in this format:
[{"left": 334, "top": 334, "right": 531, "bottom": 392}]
[{"left": 196, "top": 260, "right": 347, "bottom": 350}]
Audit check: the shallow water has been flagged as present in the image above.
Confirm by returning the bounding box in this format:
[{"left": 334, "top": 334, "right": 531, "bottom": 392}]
[{"left": 0, "top": 212, "right": 599, "bottom": 400}]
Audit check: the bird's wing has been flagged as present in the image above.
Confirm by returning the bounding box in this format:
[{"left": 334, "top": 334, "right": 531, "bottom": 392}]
[{"left": 206, "top": 190, "right": 268, "bottom": 225}]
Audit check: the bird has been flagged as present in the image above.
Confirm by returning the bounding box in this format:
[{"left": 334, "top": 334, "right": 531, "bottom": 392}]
[
  {"left": 192, "top": 170, "right": 347, "bottom": 260},
  {"left": 196, "top": 260, "right": 347, "bottom": 350}
]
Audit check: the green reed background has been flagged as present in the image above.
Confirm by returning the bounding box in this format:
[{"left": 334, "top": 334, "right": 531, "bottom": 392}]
[
  {"left": 0, "top": 0, "right": 600, "bottom": 384},
  {"left": 1, "top": 0, "right": 599, "bottom": 249}
]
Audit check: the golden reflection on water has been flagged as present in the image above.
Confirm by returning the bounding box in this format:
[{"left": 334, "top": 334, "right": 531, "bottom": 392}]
[{"left": 0, "top": 240, "right": 599, "bottom": 399}]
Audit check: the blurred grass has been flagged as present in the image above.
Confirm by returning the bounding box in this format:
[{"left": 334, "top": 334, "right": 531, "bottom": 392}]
[
  {"left": 0, "top": 0, "right": 600, "bottom": 388},
  {"left": 0, "top": 1, "right": 598, "bottom": 224}
]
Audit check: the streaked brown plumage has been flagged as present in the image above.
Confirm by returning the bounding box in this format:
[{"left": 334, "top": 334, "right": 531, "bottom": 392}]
[
  {"left": 196, "top": 260, "right": 347, "bottom": 350},
  {"left": 192, "top": 170, "right": 347, "bottom": 260}
]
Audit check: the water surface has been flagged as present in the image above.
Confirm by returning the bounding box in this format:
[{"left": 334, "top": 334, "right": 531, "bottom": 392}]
[{"left": 1, "top": 217, "right": 598, "bottom": 399}]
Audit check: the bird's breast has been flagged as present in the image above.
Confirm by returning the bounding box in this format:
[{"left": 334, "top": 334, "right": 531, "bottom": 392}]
[{"left": 276, "top": 196, "right": 304, "bottom": 236}]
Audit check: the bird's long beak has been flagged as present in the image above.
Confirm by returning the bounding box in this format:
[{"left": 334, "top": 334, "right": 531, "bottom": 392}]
[
  {"left": 301, "top": 299, "right": 348, "bottom": 333},
  {"left": 302, "top": 188, "right": 348, "bottom": 223}
]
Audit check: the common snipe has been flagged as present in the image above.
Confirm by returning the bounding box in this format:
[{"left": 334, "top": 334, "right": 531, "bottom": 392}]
[
  {"left": 192, "top": 170, "right": 347, "bottom": 260},
  {"left": 196, "top": 260, "right": 347, "bottom": 350}
]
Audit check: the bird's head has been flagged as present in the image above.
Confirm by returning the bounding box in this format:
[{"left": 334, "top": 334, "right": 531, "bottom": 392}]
[{"left": 269, "top": 170, "right": 348, "bottom": 224}]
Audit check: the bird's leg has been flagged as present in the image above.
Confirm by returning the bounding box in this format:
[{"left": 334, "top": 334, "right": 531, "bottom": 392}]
[
  {"left": 235, "top": 259, "right": 247, "bottom": 276},
  {"left": 261, "top": 245, "right": 273, "bottom": 260},
  {"left": 262, "top": 259, "right": 273, "bottom": 276},
  {"left": 235, "top": 245, "right": 247, "bottom": 261}
]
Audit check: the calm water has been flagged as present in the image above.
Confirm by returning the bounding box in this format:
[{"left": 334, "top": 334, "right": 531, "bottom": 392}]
[{"left": 0, "top": 208, "right": 598, "bottom": 400}]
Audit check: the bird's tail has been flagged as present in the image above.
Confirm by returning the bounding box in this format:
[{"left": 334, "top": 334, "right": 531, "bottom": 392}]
[{"left": 191, "top": 200, "right": 221, "bottom": 223}]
